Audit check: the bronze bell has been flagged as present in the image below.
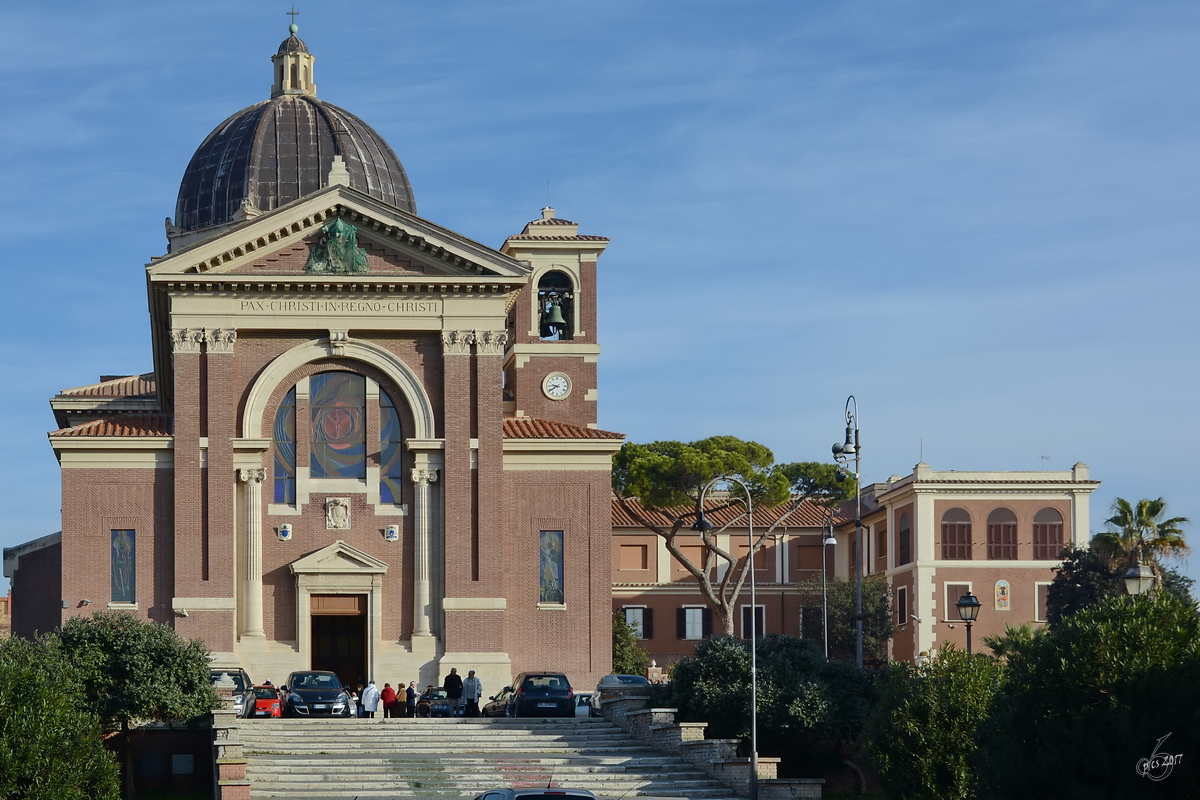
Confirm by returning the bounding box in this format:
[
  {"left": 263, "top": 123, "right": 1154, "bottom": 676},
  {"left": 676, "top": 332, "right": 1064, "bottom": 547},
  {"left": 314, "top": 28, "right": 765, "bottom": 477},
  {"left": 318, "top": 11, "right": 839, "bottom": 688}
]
[{"left": 542, "top": 302, "right": 567, "bottom": 327}]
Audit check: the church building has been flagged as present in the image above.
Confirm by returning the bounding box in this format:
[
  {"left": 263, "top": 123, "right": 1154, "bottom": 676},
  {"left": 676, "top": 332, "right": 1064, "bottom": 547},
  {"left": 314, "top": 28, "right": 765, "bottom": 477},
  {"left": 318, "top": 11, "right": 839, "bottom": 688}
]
[{"left": 4, "top": 25, "right": 623, "bottom": 693}]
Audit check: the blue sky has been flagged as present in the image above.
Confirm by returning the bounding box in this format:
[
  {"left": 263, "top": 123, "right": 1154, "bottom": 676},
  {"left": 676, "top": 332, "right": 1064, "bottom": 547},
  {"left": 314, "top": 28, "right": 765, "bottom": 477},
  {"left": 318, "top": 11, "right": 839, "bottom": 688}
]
[{"left": 1, "top": 1, "right": 1198, "bottom": 590}]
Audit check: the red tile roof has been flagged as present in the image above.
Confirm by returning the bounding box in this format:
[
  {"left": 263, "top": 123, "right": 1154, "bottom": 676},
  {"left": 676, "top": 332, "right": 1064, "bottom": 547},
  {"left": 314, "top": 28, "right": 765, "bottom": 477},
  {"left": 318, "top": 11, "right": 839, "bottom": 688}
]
[
  {"left": 528, "top": 217, "right": 578, "bottom": 226},
  {"left": 612, "top": 496, "right": 846, "bottom": 529},
  {"left": 51, "top": 414, "right": 173, "bottom": 438},
  {"left": 503, "top": 417, "right": 624, "bottom": 440},
  {"left": 58, "top": 373, "right": 157, "bottom": 399}
]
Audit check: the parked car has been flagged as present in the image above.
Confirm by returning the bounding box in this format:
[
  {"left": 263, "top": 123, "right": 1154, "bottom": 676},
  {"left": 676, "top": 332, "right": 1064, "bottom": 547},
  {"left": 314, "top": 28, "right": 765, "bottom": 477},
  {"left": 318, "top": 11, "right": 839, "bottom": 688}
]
[
  {"left": 482, "top": 686, "right": 514, "bottom": 718},
  {"left": 506, "top": 672, "right": 575, "bottom": 718},
  {"left": 472, "top": 791, "right": 597, "bottom": 800},
  {"left": 417, "top": 687, "right": 455, "bottom": 717},
  {"left": 209, "top": 667, "right": 255, "bottom": 718},
  {"left": 591, "top": 673, "right": 650, "bottom": 717},
  {"left": 281, "top": 670, "right": 353, "bottom": 717},
  {"left": 251, "top": 684, "right": 282, "bottom": 718}
]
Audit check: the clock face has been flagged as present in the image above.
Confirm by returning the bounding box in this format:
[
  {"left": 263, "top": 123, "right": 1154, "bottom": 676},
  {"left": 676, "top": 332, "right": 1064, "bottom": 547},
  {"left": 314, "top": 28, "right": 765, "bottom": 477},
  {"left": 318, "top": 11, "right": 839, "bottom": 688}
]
[{"left": 543, "top": 372, "right": 572, "bottom": 400}]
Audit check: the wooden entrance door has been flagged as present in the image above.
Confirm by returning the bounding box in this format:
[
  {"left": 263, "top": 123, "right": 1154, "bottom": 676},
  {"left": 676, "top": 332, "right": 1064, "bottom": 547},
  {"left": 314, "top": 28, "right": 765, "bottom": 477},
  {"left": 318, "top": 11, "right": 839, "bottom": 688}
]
[{"left": 310, "top": 594, "right": 367, "bottom": 688}]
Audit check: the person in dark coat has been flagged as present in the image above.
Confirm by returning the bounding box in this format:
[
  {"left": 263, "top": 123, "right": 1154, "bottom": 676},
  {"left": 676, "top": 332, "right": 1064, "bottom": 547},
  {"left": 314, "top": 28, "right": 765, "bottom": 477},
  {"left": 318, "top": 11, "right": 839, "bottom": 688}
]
[
  {"left": 443, "top": 668, "right": 464, "bottom": 716},
  {"left": 405, "top": 681, "right": 418, "bottom": 717}
]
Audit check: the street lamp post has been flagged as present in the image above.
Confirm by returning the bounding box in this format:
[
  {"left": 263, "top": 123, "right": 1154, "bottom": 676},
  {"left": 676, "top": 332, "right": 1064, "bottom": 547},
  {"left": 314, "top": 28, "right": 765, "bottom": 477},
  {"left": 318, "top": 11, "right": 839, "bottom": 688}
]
[
  {"left": 693, "top": 475, "right": 758, "bottom": 800},
  {"left": 822, "top": 510, "right": 837, "bottom": 659},
  {"left": 956, "top": 593, "right": 981, "bottom": 654},
  {"left": 832, "top": 396, "right": 863, "bottom": 668}
]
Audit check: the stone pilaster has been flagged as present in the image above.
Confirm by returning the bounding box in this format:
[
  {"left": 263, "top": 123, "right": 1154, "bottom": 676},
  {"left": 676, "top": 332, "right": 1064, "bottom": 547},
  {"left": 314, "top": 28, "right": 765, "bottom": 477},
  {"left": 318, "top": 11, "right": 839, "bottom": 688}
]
[
  {"left": 411, "top": 467, "right": 439, "bottom": 638},
  {"left": 239, "top": 469, "right": 266, "bottom": 638}
]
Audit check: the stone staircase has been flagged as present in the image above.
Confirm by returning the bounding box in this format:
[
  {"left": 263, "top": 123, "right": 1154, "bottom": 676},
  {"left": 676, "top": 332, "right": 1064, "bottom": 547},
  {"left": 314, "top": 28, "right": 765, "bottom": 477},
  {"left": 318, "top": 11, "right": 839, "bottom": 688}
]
[{"left": 239, "top": 716, "right": 746, "bottom": 800}]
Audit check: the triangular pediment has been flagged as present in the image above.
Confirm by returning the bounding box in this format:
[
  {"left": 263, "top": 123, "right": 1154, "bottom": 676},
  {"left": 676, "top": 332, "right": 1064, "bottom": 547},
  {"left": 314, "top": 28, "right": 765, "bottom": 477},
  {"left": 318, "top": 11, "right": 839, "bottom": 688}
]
[
  {"left": 147, "top": 185, "right": 530, "bottom": 281},
  {"left": 289, "top": 540, "right": 389, "bottom": 575}
]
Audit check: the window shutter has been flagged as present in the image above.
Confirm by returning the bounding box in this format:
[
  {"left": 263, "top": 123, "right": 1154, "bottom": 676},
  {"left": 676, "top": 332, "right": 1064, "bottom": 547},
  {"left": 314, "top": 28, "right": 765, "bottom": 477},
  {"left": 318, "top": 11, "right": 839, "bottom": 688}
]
[
  {"left": 676, "top": 608, "right": 686, "bottom": 640},
  {"left": 702, "top": 608, "right": 713, "bottom": 637},
  {"left": 643, "top": 608, "right": 654, "bottom": 640}
]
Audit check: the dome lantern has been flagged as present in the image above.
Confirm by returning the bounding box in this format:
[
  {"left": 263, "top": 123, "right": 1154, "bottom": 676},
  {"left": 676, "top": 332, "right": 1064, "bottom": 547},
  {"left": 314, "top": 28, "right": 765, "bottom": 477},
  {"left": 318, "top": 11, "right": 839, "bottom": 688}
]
[{"left": 271, "top": 21, "right": 317, "bottom": 98}]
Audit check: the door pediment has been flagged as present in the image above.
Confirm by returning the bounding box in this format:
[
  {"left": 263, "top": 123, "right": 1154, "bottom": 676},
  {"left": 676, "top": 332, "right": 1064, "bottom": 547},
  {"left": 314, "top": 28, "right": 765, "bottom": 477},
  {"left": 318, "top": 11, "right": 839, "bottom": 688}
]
[{"left": 290, "top": 540, "right": 388, "bottom": 576}]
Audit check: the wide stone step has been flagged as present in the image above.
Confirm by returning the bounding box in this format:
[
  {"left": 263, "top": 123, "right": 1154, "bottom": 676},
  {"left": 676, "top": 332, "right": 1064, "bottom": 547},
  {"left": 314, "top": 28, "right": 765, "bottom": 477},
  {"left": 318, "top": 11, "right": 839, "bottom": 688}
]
[{"left": 239, "top": 717, "right": 746, "bottom": 800}]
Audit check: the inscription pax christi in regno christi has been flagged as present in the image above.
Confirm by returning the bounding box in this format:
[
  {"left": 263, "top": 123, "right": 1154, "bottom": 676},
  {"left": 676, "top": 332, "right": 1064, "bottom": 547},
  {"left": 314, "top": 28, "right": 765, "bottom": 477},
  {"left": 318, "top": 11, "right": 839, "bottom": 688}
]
[{"left": 305, "top": 218, "right": 369, "bottom": 274}]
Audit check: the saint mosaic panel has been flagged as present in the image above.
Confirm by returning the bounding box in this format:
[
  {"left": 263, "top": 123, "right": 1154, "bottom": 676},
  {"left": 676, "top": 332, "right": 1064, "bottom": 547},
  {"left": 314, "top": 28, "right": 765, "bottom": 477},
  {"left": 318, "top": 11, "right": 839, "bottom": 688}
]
[
  {"left": 540, "top": 530, "right": 564, "bottom": 604},
  {"left": 111, "top": 529, "right": 136, "bottom": 603}
]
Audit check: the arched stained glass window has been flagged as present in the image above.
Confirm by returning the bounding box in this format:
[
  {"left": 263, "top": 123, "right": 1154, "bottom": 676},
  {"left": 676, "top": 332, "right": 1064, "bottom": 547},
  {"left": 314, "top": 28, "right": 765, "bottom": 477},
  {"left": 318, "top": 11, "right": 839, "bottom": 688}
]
[
  {"left": 273, "top": 387, "right": 296, "bottom": 503},
  {"left": 310, "top": 372, "right": 366, "bottom": 479},
  {"left": 380, "top": 390, "right": 404, "bottom": 504}
]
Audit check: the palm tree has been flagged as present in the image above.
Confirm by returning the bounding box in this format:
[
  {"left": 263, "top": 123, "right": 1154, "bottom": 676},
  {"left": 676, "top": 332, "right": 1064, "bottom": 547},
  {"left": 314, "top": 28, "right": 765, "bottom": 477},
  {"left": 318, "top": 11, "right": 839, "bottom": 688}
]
[{"left": 1092, "top": 497, "right": 1189, "bottom": 586}]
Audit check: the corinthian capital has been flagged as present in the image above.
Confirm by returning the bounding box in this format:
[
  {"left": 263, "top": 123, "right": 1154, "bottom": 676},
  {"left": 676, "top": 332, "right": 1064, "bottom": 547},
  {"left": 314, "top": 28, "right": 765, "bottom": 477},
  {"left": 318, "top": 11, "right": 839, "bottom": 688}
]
[
  {"left": 441, "top": 330, "right": 475, "bottom": 355},
  {"left": 476, "top": 330, "right": 508, "bottom": 356},
  {"left": 170, "top": 328, "right": 205, "bottom": 354},
  {"left": 410, "top": 467, "right": 440, "bottom": 485},
  {"left": 207, "top": 328, "right": 237, "bottom": 354}
]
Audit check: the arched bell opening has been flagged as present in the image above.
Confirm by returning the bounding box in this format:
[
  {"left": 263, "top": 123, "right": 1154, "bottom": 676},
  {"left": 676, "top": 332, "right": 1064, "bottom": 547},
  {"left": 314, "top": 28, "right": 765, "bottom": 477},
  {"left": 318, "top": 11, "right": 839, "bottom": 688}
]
[{"left": 537, "top": 270, "right": 574, "bottom": 340}]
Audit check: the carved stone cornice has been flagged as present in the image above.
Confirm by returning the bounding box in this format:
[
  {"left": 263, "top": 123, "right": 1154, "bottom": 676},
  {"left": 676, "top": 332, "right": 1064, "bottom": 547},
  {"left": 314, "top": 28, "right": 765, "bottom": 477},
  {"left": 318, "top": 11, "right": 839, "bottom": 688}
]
[
  {"left": 170, "top": 328, "right": 205, "bottom": 354},
  {"left": 476, "top": 330, "right": 508, "bottom": 356},
  {"left": 238, "top": 468, "right": 266, "bottom": 483},
  {"left": 441, "top": 330, "right": 475, "bottom": 356},
  {"left": 410, "top": 467, "right": 439, "bottom": 485},
  {"left": 207, "top": 328, "right": 237, "bottom": 354}
]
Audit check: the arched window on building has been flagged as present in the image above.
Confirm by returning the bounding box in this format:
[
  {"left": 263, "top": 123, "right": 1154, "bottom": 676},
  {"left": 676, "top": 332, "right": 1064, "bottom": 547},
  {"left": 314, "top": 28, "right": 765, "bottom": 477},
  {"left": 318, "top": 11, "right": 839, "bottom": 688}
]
[
  {"left": 273, "top": 387, "right": 296, "bottom": 504},
  {"left": 290, "top": 62, "right": 299, "bottom": 90},
  {"left": 1032, "top": 507, "right": 1064, "bottom": 560},
  {"left": 987, "top": 508, "right": 1018, "bottom": 560},
  {"left": 941, "top": 507, "right": 972, "bottom": 560},
  {"left": 898, "top": 513, "right": 912, "bottom": 565},
  {"left": 537, "top": 270, "right": 574, "bottom": 340}
]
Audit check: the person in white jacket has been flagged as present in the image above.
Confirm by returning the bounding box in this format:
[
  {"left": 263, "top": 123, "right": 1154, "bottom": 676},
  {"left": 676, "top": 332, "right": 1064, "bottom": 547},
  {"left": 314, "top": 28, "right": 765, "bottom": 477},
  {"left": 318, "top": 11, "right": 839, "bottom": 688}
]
[
  {"left": 462, "top": 670, "right": 483, "bottom": 717},
  {"left": 360, "top": 679, "right": 381, "bottom": 718}
]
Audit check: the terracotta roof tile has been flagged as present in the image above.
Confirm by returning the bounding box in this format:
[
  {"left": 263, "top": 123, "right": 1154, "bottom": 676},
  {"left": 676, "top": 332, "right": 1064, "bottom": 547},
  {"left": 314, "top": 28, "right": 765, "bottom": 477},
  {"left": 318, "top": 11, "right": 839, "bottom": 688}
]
[
  {"left": 612, "top": 496, "right": 845, "bottom": 529},
  {"left": 505, "top": 234, "right": 609, "bottom": 241},
  {"left": 58, "top": 373, "right": 157, "bottom": 399},
  {"left": 51, "top": 414, "right": 173, "bottom": 438},
  {"left": 528, "top": 217, "right": 577, "bottom": 226},
  {"left": 503, "top": 417, "right": 624, "bottom": 440}
]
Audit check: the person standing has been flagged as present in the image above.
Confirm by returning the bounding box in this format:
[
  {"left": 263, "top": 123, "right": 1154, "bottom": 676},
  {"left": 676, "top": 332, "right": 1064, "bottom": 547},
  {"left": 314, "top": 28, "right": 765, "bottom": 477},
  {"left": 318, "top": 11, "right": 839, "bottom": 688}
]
[
  {"left": 406, "top": 681, "right": 418, "bottom": 718},
  {"left": 443, "top": 667, "right": 464, "bottom": 716},
  {"left": 381, "top": 682, "right": 397, "bottom": 719},
  {"left": 462, "top": 670, "right": 483, "bottom": 717},
  {"left": 361, "top": 679, "right": 381, "bottom": 718}
]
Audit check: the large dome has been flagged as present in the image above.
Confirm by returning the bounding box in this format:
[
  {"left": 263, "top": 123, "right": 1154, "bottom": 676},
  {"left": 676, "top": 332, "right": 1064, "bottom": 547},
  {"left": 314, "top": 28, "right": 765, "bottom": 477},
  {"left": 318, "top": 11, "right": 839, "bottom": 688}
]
[{"left": 174, "top": 29, "right": 415, "bottom": 233}]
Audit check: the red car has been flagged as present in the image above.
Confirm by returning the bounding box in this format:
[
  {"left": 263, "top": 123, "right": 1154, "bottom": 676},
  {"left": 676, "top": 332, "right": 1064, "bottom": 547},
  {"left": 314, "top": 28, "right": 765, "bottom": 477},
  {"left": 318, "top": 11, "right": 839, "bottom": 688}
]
[{"left": 251, "top": 685, "right": 282, "bottom": 718}]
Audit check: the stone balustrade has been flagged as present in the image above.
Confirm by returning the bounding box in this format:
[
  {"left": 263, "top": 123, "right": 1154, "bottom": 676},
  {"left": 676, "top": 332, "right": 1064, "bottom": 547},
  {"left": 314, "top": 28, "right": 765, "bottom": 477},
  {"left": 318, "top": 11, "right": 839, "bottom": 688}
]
[{"left": 211, "top": 679, "right": 250, "bottom": 800}]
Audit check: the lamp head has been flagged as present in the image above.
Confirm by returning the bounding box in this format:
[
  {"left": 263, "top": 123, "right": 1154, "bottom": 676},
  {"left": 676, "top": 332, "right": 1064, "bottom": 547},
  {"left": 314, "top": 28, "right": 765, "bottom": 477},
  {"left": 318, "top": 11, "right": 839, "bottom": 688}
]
[
  {"left": 842, "top": 423, "right": 856, "bottom": 455},
  {"left": 1123, "top": 562, "right": 1156, "bottom": 596},
  {"left": 955, "top": 593, "right": 981, "bottom": 622},
  {"left": 691, "top": 512, "right": 714, "bottom": 533},
  {"left": 822, "top": 534, "right": 837, "bottom": 547},
  {"left": 831, "top": 442, "right": 844, "bottom": 457}
]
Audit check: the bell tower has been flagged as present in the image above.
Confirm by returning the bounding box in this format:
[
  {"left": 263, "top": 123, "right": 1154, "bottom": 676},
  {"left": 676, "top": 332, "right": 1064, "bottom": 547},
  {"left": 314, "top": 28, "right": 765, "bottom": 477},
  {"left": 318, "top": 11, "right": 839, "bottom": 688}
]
[{"left": 501, "top": 207, "right": 609, "bottom": 428}]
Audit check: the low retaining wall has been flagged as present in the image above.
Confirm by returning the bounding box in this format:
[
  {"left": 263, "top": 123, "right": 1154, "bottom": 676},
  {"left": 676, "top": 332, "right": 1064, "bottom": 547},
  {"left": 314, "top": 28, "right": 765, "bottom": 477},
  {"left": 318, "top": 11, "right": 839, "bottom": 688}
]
[{"left": 603, "top": 692, "right": 824, "bottom": 800}]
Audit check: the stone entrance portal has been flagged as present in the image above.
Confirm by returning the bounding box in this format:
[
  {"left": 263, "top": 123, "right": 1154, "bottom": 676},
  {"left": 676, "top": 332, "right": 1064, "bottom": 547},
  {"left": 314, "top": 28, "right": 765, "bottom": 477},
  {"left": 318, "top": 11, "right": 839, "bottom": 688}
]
[{"left": 310, "top": 594, "right": 367, "bottom": 687}]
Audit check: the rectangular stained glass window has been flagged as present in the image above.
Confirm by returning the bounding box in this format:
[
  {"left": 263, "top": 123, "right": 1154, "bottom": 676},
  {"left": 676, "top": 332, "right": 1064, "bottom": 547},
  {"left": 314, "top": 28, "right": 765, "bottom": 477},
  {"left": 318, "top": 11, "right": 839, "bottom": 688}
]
[
  {"left": 310, "top": 372, "right": 366, "bottom": 479},
  {"left": 539, "top": 530, "right": 564, "bottom": 604},
  {"left": 111, "top": 529, "right": 136, "bottom": 603}
]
